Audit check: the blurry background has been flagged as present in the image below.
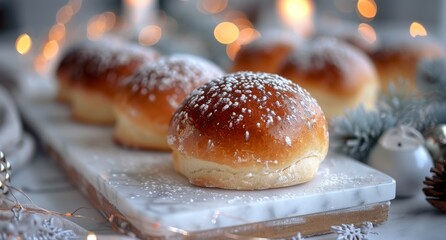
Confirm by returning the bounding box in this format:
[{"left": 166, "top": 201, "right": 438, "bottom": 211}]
[{"left": 1, "top": 0, "right": 445, "bottom": 72}]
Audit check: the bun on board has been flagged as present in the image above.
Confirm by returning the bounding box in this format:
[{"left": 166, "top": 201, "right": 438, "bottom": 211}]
[
  {"left": 369, "top": 35, "right": 445, "bottom": 91},
  {"left": 113, "top": 54, "right": 224, "bottom": 150},
  {"left": 57, "top": 41, "right": 159, "bottom": 124},
  {"left": 167, "top": 71, "right": 329, "bottom": 190},
  {"left": 280, "top": 38, "right": 379, "bottom": 119}
]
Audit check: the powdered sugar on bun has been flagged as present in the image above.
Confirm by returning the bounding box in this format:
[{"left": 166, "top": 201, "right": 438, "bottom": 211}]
[
  {"left": 113, "top": 54, "right": 224, "bottom": 150},
  {"left": 168, "top": 72, "right": 329, "bottom": 189}
]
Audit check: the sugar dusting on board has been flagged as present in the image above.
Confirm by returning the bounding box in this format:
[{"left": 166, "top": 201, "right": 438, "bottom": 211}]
[{"left": 102, "top": 153, "right": 390, "bottom": 207}]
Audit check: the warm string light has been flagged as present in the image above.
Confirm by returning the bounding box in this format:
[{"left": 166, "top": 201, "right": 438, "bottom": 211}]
[
  {"left": 410, "top": 21, "right": 428, "bottom": 37},
  {"left": 34, "top": 55, "right": 48, "bottom": 74},
  {"left": 213, "top": 11, "right": 261, "bottom": 60},
  {"left": 32, "top": 1, "right": 82, "bottom": 75},
  {"left": 276, "top": 0, "right": 314, "bottom": 37},
  {"left": 86, "top": 232, "right": 97, "bottom": 240},
  {"left": 48, "top": 23, "right": 66, "bottom": 42},
  {"left": 68, "top": 0, "right": 82, "bottom": 14},
  {"left": 277, "top": 0, "right": 313, "bottom": 22},
  {"left": 15, "top": 33, "right": 32, "bottom": 55},
  {"left": 139, "top": 25, "right": 162, "bottom": 46},
  {"left": 198, "top": 0, "right": 228, "bottom": 14},
  {"left": 358, "top": 23, "right": 377, "bottom": 43},
  {"left": 87, "top": 12, "right": 116, "bottom": 40},
  {"left": 226, "top": 42, "right": 240, "bottom": 60},
  {"left": 357, "top": 0, "right": 377, "bottom": 20},
  {"left": 43, "top": 40, "right": 59, "bottom": 60},
  {"left": 214, "top": 22, "right": 239, "bottom": 44},
  {"left": 56, "top": 5, "right": 74, "bottom": 24}
]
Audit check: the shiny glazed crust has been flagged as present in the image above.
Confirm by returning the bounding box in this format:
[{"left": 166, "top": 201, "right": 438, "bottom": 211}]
[
  {"left": 56, "top": 41, "right": 160, "bottom": 124},
  {"left": 113, "top": 54, "right": 224, "bottom": 150},
  {"left": 168, "top": 72, "right": 329, "bottom": 190},
  {"left": 280, "top": 38, "right": 379, "bottom": 119}
]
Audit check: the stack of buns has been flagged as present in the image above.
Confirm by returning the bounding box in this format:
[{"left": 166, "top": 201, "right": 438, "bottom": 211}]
[{"left": 56, "top": 40, "right": 330, "bottom": 190}]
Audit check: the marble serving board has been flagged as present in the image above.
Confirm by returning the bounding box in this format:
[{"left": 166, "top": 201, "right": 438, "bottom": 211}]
[{"left": 16, "top": 93, "right": 396, "bottom": 237}]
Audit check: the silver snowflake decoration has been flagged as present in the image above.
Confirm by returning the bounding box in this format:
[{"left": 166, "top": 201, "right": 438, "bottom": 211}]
[
  {"left": 330, "top": 222, "right": 374, "bottom": 240},
  {"left": 379, "top": 81, "right": 434, "bottom": 132},
  {"left": 0, "top": 210, "right": 77, "bottom": 240},
  {"left": 38, "top": 218, "right": 77, "bottom": 239}
]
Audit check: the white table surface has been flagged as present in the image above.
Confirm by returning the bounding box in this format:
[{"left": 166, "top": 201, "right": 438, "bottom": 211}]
[{"left": 12, "top": 145, "right": 445, "bottom": 240}]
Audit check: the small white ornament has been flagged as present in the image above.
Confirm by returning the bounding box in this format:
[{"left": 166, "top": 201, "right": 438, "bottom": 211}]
[{"left": 368, "top": 125, "right": 433, "bottom": 197}]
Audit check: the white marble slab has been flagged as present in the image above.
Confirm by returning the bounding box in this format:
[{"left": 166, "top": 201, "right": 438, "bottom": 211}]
[{"left": 17, "top": 95, "right": 395, "bottom": 236}]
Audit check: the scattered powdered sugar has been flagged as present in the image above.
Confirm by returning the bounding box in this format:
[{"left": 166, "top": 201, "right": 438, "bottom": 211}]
[
  {"left": 245, "top": 131, "right": 250, "bottom": 141},
  {"left": 285, "top": 136, "right": 291, "bottom": 146},
  {"left": 60, "top": 40, "right": 159, "bottom": 84},
  {"left": 127, "top": 54, "right": 224, "bottom": 107},
  {"left": 288, "top": 38, "right": 365, "bottom": 81}
]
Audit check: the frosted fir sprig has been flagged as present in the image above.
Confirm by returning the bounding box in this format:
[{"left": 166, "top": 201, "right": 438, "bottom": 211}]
[
  {"left": 330, "top": 105, "right": 396, "bottom": 162},
  {"left": 416, "top": 58, "right": 446, "bottom": 102}
]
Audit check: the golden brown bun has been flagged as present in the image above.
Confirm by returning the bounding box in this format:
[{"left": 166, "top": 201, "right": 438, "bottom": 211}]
[
  {"left": 63, "top": 41, "right": 160, "bottom": 125},
  {"left": 369, "top": 36, "right": 445, "bottom": 90},
  {"left": 56, "top": 42, "right": 94, "bottom": 103},
  {"left": 315, "top": 27, "right": 376, "bottom": 55},
  {"left": 167, "top": 72, "right": 329, "bottom": 190},
  {"left": 231, "top": 35, "right": 300, "bottom": 73},
  {"left": 280, "top": 38, "right": 379, "bottom": 119},
  {"left": 113, "top": 54, "right": 224, "bottom": 150}
]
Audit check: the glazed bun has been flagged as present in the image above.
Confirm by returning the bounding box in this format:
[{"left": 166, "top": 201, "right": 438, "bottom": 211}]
[
  {"left": 369, "top": 35, "right": 445, "bottom": 90},
  {"left": 113, "top": 54, "right": 224, "bottom": 151},
  {"left": 315, "top": 23, "right": 376, "bottom": 54},
  {"left": 280, "top": 38, "right": 379, "bottom": 119},
  {"left": 55, "top": 42, "right": 94, "bottom": 102},
  {"left": 67, "top": 42, "right": 159, "bottom": 124},
  {"left": 168, "top": 72, "right": 328, "bottom": 190},
  {"left": 231, "top": 33, "right": 300, "bottom": 73}
]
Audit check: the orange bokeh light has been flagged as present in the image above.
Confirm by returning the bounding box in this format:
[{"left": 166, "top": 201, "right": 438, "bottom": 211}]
[
  {"left": 49, "top": 23, "right": 66, "bottom": 41},
  {"left": 34, "top": 55, "right": 48, "bottom": 74},
  {"left": 226, "top": 42, "right": 241, "bottom": 61},
  {"left": 139, "top": 25, "right": 162, "bottom": 46},
  {"left": 410, "top": 22, "right": 427, "bottom": 37},
  {"left": 278, "top": 0, "right": 312, "bottom": 21},
  {"left": 276, "top": 0, "right": 314, "bottom": 36},
  {"left": 237, "top": 28, "right": 261, "bottom": 45},
  {"left": 56, "top": 5, "right": 74, "bottom": 24},
  {"left": 358, "top": 23, "right": 377, "bottom": 43},
  {"left": 214, "top": 22, "right": 239, "bottom": 44},
  {"left": 87, "top": 15, "right": 107, "bottom": 40},
  {"left": 357, "top": 0, "right": 377, "bottom": 19},
  {"left": 199, "top": 0, "right": 228, "bottom": 14},
  {"left": 16, "top": 33, "right": 32, "bottom": 55},
  {"left": 43, "top": 40, "right": 59, "bottom": 60}
]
